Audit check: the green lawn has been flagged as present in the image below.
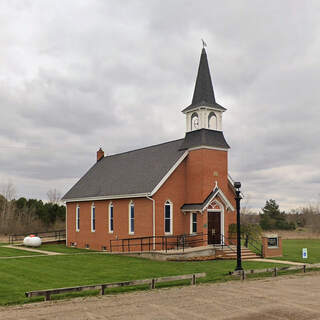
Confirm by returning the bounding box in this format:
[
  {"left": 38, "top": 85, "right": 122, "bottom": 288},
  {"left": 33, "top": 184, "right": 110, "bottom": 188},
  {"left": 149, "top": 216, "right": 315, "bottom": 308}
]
[
  {"left": 0, "top": 252, "right": 287, "bottom": 305},
  {"left": 0, "top": 247, "right": 44, "bottom": 257},
  {"left": 275, "top": 239, "right": 320, "bottom": 264}
]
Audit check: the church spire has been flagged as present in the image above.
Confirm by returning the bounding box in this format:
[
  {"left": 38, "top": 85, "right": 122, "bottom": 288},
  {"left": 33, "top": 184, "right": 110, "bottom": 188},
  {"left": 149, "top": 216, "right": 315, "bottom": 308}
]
[
  {"left": 191, "top": 48, "right": 216, "bottom": 106},
  {"left": 182, "top": 47, "right": 226, "bottom": 113},
  {"left": 182, "top": 47, "right": 227, "bottom": 133}
]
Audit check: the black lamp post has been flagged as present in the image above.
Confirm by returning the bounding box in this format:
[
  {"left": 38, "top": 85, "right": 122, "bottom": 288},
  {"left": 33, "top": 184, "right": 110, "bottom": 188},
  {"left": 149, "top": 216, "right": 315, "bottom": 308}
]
[{"left": 234, "top": 181, "right": 243, "bottom": 271}]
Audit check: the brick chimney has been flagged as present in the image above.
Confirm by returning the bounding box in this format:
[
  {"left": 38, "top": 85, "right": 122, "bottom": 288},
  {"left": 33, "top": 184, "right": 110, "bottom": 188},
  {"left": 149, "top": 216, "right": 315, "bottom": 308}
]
[{"left": 97, "top": 147, "right": 104, "bottom": 162}]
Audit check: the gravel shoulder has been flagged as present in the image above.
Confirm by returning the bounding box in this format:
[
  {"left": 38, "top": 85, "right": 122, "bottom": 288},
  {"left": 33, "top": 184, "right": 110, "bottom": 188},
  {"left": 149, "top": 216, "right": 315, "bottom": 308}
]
[{"left": 1, "top": 271, "right": 320, "bottom": 320}]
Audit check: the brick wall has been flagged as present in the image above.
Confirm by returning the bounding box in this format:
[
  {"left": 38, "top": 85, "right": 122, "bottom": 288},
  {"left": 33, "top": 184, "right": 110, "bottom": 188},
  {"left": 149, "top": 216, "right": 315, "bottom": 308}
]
[
  {"left": 262, "top": 236, "right": 283, "bottom": 258},
  {"left": 66, "top": 147, "right": 236, "bottom": 251}
]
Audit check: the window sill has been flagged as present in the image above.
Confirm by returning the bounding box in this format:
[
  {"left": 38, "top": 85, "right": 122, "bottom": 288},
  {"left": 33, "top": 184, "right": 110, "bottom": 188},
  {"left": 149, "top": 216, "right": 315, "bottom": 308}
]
[
  {"left": 109, "top": 231, "right": 114, "bottom": 234},
  {"left": 129, "top": 232, "right": 134, "bottom": 235},
  {"left": 76, "top": 230, "right": 80, "bottom": 232},
  {"left": 165, "top": 232, "right": 173, "bottom": 236},
  {"left": 91, "top": 230, "right": 96, "bottom": 233}
]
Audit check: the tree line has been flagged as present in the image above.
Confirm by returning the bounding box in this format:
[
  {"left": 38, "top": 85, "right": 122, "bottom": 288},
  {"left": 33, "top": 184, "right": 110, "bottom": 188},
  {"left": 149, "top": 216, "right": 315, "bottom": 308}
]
[{"left": 0, "top": 183, "right": 65, "bottom": 235}]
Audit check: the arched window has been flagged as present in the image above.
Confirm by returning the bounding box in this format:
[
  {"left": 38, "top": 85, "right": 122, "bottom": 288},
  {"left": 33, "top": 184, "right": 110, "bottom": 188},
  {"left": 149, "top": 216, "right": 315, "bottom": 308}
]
[
  {"left": 91, "top": 203, "right": 96, "bottom": 232},
  {"left": 109, "top": 202, "right": 114, "bottom": 233},
  {"left": 191, "top": 112, "right": 199, "bottom": 130},
  {"left": 129, "top": 201, "right": 134, "bottom": 234},
  {"left": 164, "top": 200, "right": 173, "bottom": 234},
  {"left": 208, "top": 112, "right": 217, "bottom": 129}
]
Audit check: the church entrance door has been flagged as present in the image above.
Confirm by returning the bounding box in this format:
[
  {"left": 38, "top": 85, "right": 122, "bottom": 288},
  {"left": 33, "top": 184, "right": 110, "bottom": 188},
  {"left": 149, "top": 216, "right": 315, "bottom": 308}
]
[{"left": 208, "top": 212, "right": 221, "bottom": 244}]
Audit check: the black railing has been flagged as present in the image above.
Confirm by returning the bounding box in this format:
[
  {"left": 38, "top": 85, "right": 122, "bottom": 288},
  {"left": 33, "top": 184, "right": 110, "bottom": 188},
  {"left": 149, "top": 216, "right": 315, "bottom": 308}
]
[
  {"left": 8, "top": 230, "right": 66, "bottom": 244},
  {"left": 110, "top": 233, "right": 206, "bottom": 253},
  {"left": 244, "top": 235, "right": 263, "bottom": 257},
  {"left": 109, "top": 232, "right": 241, "bottom": 253}
]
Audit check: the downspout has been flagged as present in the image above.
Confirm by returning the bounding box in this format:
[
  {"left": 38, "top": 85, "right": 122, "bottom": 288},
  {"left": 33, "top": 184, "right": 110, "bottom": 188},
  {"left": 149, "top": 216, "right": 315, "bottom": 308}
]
[
  {"left": 146, "top": 195, "right": 156, "bottom": 250},
  {"left": 65, "top": 202, "right": 68, "bottom": 246}
]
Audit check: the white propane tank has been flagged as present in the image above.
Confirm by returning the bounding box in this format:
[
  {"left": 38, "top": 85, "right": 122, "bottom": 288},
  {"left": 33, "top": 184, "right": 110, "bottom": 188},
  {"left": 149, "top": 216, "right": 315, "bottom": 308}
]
[{"left": 23, "top": 235, "right": 42, "bottom": 247}]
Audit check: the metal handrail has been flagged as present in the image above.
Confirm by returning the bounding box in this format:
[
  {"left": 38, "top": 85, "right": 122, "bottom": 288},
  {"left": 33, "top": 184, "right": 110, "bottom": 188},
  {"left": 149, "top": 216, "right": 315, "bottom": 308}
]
[
  {"left": 245, "top": 236, "right": 263, "bottom": 257},
  {"left": 8, "top": 229, "right": 66, "bottom": 244},
  {"left": 110, "top": 233, "right": 205, "bottom": 253}
]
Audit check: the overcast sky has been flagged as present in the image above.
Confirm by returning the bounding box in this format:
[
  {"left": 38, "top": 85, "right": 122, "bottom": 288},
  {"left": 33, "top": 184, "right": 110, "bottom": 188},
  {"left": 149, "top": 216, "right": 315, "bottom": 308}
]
[{"left": 1, "top": 0, "right": 319, "bottom": 211}]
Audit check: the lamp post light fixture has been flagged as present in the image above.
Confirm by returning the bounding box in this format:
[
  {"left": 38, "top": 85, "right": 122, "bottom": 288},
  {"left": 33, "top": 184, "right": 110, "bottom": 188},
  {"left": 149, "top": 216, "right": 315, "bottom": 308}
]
[{"left": 234, "top": 181, "right": 243, "bottom": 271}]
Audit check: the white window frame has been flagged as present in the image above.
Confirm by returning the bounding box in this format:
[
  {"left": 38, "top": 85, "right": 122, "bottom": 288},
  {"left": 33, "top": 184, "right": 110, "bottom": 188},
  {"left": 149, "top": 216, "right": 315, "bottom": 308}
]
[
  {"left": 129, "top": 201, "right": 134, "bottom": 235},
  {"left": 76, "top": 204, "right": 80, "bottom": 232},
  {"left": 108, "top": 202, "right": 114, "bottom": 233},
  {"left": 190, "top": 212, "right": 197, "bottom": 234},
  {"left": 91, "top": 203, "right": 96, "bottom": 232},
  {"left": 164, "top": 200, "right": 173, "bottom": 235}
]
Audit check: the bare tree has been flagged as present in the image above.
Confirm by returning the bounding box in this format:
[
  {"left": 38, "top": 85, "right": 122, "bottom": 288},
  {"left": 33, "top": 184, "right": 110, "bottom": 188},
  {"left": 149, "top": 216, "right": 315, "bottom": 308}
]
[
  {"left": 47, "top": 189, "right": 62, "bottom": 204},
  {"left": 1, "top": 181, "right": 16, "bottom": 201},
  {"left": 0, "top": 181, "right": 16, "bottom": 233}
]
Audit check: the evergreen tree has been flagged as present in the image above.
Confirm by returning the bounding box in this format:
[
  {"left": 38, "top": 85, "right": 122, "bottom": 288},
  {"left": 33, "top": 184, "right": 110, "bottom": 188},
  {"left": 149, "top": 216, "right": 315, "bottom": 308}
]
[{"left": 259, "top": 199, "right": 295, "bottom": 230}]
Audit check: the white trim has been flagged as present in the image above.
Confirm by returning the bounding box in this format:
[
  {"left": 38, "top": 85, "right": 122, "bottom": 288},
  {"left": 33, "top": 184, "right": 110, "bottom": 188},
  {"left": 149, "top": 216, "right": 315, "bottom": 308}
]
[
  {"left": 183, "top": 105, "right": 226, "bottom": 114},
  {"left": 91, "top": 203, "right": 96, "bottom": 232},
  {"left": 164, "top": 200, "right": 173, "bottom": 235},
  {"left": 228, "top": 174, "right": 235, "bottom": 186},
  {"left": 64, "top": 192, "right": 148, "bottom": 203},
  {"left": 188, "top": 146, "right": 228, "bottom": 152},
  {"left": 65, "top": 205, "right": 68, "bottom": 245},
  {"left": 207, "top": 200, "right": 224, "bottom": 244},
  {"left": 108, "top": 202, "right": 114, "bottom": 234},
  {"left": 76, "top": 204, "right": 80, "bottom": 232},
  {"left": 150, "top": 151, "right": 188, "bottom": 196},
  {"left": 203, "top": 188, "right": 234, "bottom": 212},
  {"left": 146, "top": 196, "right": 156, "bottom": 250},
  {"left": 129, "top": 200, "right": 134, "bottom": 235}
]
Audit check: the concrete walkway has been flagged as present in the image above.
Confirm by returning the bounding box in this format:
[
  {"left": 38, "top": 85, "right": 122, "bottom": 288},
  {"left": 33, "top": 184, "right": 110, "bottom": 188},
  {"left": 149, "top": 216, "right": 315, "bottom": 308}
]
[
  {"left": 250, "top": 258, "right": 309, "bottom": 266},
  {"left": 3, "top": 245, "right": 62, "bottom": 255}
]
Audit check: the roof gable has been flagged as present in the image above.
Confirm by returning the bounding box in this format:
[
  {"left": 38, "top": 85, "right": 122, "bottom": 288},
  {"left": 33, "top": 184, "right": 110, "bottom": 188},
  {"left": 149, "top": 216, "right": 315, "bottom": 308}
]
[{"left": 181, "top": 186, "right": 234, "bottom": 212}]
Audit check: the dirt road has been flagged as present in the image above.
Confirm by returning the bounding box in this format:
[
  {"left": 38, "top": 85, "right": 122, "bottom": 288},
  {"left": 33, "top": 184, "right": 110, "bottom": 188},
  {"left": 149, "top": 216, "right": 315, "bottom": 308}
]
[{"left": 1, "top": 272, "right": 320, "bottom": 320}]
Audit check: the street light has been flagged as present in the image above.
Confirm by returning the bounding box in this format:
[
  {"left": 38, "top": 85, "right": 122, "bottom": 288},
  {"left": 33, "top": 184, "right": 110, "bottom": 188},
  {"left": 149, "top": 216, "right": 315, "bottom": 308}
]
[{"left": 234, "top": 181, "right": 243, "bottom": 271}]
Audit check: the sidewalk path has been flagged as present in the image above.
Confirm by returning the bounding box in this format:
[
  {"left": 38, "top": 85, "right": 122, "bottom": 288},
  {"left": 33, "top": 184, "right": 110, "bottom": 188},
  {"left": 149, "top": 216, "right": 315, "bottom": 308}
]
[
  {"left": 250, "top": 258, "right": 309, "bottom": 266},
  {"left": 3, "top": 245, "right": 63, "bottom": 256}
]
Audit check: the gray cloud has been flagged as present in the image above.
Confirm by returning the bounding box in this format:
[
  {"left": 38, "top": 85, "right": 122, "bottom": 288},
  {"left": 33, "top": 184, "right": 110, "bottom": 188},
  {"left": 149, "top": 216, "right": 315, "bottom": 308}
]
[{"left": 0, "top": 0, "right": 319, "bottom": 209}]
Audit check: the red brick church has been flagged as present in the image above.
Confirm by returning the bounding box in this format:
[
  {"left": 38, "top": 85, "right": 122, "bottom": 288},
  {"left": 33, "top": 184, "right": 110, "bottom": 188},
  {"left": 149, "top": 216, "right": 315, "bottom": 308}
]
[{"left": 63, "top": 47, "right": 237, "bottom": 251}]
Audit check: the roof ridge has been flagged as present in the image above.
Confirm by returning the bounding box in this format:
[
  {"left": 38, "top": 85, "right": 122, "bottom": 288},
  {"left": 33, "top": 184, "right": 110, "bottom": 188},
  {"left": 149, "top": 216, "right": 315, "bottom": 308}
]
[{"left": 104, "top": 137, "right": 185, "bottom": 159}]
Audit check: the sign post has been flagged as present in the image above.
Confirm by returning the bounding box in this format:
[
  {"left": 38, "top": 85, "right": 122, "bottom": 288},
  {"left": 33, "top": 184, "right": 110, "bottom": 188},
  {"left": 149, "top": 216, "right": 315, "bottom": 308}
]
[{"left": 302, "top": 248, "right": 308, "bottom": 259}]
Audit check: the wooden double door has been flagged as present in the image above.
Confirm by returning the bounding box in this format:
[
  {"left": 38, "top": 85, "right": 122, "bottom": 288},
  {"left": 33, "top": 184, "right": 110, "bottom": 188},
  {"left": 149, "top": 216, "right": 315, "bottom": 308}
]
[{"left": 208, "top": 212, "right": 221, "bottom": 244}]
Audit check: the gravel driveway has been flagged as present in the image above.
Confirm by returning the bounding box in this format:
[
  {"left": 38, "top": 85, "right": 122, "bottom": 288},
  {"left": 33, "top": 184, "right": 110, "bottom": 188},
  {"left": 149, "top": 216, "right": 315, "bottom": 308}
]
[{"left": 1, "top": 272, "right": 320, "bottom": 320}]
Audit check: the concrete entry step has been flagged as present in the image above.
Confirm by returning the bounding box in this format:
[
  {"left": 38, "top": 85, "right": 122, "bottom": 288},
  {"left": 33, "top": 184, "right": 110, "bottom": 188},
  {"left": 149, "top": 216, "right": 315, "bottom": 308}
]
[{"left": 215, "top": 246, "right": 260, "bottom": 260}]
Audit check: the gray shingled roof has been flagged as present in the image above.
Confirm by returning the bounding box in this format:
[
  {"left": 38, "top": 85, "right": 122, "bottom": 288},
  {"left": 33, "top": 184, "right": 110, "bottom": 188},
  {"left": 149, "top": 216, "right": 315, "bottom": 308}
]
[
  {"left": 181, "top": 48, "right": 226, "bottom": 113},
  {"left": 181, "top": 188, "right": 219, "bottom": 211},
  {"left": 62, "top": 128, "right": 230, "bottom": 201},
  {"left": 179, "top": 129, "right": 230, "bottom": 150},
  {"left": 62, "top": 139, "right": 185, "bottom": 200}
]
